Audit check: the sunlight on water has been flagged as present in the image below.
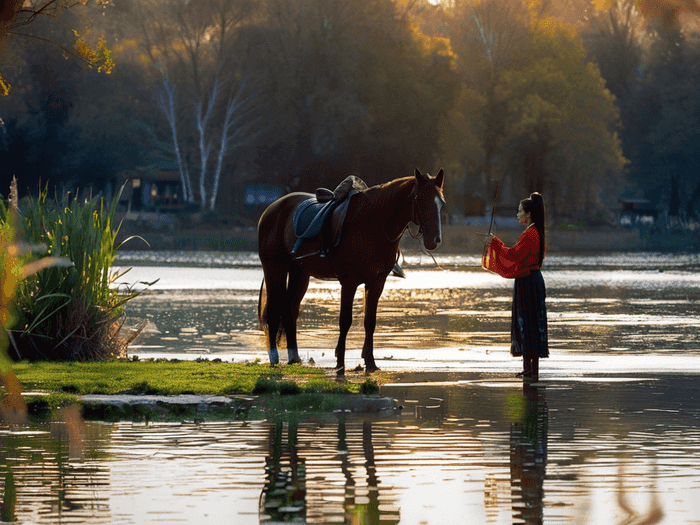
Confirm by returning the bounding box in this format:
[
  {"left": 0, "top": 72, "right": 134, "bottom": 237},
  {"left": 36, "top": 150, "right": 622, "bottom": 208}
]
[
  {"left": 1, "top": 379, "right": 699, "bottom": 524},
  {"left": 1, "top": 251, "right": 698, "bottom": 523}
]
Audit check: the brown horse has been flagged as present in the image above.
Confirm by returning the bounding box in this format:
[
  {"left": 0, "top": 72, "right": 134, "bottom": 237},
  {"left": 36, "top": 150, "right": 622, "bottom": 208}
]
[{"left": 257, "top": 168, "right": 445, "bottom": 375}]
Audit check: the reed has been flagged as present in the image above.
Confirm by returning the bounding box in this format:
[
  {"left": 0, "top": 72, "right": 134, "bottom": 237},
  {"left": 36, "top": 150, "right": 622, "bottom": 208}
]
[{"left": 3, "top": 183, "right": 140, "bottom": 360}]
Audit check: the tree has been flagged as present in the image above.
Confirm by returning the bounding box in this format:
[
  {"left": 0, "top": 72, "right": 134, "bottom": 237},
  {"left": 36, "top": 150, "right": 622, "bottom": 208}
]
[
  {"left": 585, "top": 0, "right": 700, "bottom": 222},
  {"left": 0, "top": 0, "right": 114, "bottom": 96},
  {"left": 624, "top": 35, "right": 700, "bottom": 220},
  {"left": 131, "top": 0, "right": 263, "bottom": 211},
  {"left": 249, "top": 0, "right": 460, "bottom": 188},
  {"left": 582, "top": 0, "right": 648, "bottom": 101},
  {"left": 446, "top": 0, "right": 626, "bottom": 219}
]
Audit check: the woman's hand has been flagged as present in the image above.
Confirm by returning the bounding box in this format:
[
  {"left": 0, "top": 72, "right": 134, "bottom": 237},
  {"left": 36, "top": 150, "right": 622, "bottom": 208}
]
[{"left": 476, "top": 232, "right": 495, "bottom": 245}]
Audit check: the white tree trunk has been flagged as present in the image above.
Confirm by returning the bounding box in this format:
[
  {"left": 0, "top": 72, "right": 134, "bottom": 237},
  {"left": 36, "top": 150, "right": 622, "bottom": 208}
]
[
  {"left": 209, "top": 80, "right": 254, "bottom": 211},
  {"left": 196, "top": 79, "right": 219, "bottom": 208},
  {"left": 157, "top": 78, "right": 193, "bottom": 203}
]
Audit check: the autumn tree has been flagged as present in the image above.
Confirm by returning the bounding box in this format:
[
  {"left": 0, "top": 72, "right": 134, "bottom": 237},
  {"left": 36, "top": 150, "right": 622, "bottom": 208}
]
[
  {"left": 445, "top": 0, "right": 626, "bottom": 219},
  {"left": 0, "top": 1, "right": 114, "bottom": 96},
  {"left": 245, "top": 0, "right": 460, "bottom": 189}
]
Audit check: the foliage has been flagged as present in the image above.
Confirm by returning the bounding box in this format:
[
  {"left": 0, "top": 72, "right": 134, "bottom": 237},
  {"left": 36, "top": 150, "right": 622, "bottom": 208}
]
[
  {"left": 445, "top": 0, "right": 626, "bottom": 219},
  {"left": 0, "top": 177, "right": 77, "bottom": 422},
  {"left": 3, "top": 183, "right": 140, "bottom": 360},
  {"left": 0, "top": 192, "right": 26, "bottom": 423},
  {"left": 2, "top": 0, "right": 700, "bottom": 221},
  {"left": 0, "top": 1, "right": 114, "bottom": 97},
  {"left": 581, "top": 0, "right": 700, "bottom": 219}
]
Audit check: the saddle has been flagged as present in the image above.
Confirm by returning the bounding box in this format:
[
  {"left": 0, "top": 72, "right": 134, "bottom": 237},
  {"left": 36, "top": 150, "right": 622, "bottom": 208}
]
[{"left": 292, "top": 175, "right": 368, "bottom": 256}]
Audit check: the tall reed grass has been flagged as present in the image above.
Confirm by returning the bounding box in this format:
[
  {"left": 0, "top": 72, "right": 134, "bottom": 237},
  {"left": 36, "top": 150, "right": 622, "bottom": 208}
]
[{"left": 2, "top": 182, "right": 140, "bottom": 361}]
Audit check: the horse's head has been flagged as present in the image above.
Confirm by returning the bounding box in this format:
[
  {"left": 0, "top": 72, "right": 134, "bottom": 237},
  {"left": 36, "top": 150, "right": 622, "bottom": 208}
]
[{"left": 413, "top": 168, "right": 445, "bottom": 251}]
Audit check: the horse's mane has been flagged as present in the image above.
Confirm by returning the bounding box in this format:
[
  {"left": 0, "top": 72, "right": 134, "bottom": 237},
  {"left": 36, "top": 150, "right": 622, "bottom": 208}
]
[{"left": 350, "top": 176, "right": 414, "bottom": 220}]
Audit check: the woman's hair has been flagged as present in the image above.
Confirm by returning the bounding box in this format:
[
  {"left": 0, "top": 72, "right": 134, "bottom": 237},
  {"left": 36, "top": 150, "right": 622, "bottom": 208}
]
[{"left": 521, "top": 192, "right": 546, "bottom": 267}]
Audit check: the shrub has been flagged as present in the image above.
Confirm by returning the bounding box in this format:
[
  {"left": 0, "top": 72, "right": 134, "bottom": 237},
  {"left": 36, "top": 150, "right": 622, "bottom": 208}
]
[{"left": 2, "top": 182, "right": 141, "bottom": 361}]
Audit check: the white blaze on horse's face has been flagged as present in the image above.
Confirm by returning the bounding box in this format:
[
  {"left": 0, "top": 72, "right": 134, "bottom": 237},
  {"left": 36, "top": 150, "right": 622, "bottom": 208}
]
[
  {"left": 422, "top": 193, "right": 443, "bottom": 251},
  {"left": 414, "top": 168, "right": 445, "bottom": 251},
  {"left": 434, "top": 194, "right": 444, "bottom": 248}
]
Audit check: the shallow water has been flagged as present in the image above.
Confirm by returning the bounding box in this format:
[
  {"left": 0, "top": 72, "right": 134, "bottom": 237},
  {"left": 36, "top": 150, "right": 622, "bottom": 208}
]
[
  {"left": 1, "top": 376, "right": 699, "bottom": 524},
  {"left": 114, "top": 251, "right": 700, "bottom": 369},
  {"left": 1, "top": 251, "right": 698, "bottom": 524}
]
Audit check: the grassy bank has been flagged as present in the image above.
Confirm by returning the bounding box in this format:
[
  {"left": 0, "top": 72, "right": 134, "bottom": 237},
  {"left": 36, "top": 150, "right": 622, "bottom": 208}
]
[{"left": 11, "top": 360, "right": 391, "bottom": 421}]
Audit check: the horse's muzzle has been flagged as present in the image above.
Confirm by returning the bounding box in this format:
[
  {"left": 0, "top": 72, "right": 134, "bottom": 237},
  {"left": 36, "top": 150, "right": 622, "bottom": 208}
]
[{"left": 424, "top": 236, "right": 441, "bottom": 251}]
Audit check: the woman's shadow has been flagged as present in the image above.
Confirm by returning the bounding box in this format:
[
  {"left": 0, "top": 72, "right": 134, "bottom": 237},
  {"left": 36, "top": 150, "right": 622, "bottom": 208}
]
[{"left": 510, "top": 383, "right": 548, "bottom": 525}]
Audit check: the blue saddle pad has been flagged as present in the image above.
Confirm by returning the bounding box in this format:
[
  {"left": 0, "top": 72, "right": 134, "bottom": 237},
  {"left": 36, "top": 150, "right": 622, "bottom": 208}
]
[
  {"left": 293, "top": 198, "right": 332, "bottom": 239},
  {"left": 291, "top": 192, "right": 358, "bottom": 255}
]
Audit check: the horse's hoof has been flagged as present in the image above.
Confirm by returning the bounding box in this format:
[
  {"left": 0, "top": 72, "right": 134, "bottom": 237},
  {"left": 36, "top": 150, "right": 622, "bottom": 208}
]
[
  {"left": 269, "top": 350, "right": 279, "bottom": 366},
  {"left": 335, "top": 366, "right": 345, "bottom": 377},
  {"left": 365, "top": 365, "right": 380, "bottom": 374},
  {"left": 287, "top": 358, "right": 302, "bottom": 365}
]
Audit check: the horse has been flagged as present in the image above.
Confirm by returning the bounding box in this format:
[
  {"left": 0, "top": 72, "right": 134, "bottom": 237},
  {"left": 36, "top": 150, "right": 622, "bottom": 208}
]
[{"left": 257, "top": 168, "right": 445, "bottom": 375}]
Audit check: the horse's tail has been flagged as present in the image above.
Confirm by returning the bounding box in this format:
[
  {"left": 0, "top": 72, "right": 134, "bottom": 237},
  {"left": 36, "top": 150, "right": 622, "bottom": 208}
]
[
  {"left": 258, "top": 277, "right": 285, "bottom": 345},
  {"left": 258, "top": 278, "right": 267, "bottom": 333}
]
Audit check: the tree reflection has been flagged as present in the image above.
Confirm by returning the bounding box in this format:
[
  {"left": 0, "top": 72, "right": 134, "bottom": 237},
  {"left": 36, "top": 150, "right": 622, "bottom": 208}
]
[{"left": 510, "top": 384, "right": 548, "bottom": 525}]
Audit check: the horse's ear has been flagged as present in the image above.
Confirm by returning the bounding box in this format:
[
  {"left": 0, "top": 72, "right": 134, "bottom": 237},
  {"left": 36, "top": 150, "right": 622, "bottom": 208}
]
[
  {"left": 414, "top": 168, "right": 424, "bottom": 182},
  {"left": 435, "top": 168, "right": 445, "bottom": 189}
]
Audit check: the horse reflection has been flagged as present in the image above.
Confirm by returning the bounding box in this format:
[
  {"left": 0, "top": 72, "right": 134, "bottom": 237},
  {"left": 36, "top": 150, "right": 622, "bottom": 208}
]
[
  {"left": 259, "top": 418, "right": 400, "bottom": 524},
  {"left": 510, "top": 384, "right": 548, "bottom": 525},
  {"left": 259, "top": 421, "right": 306, "bottom": 522},
  {"left": 337, "top": 417, "right": 400, "bottom": 524}
]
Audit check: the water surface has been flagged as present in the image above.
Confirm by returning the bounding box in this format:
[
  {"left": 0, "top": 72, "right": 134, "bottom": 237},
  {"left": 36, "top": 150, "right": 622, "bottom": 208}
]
[
  {"left": 2, "top": 376, "right": 699, "bottom": 524},
  {"left": 114, "top": 251, "right": 700, "bottom": 371},
  {"left": 1, "top": 251, "right": 697, "bottom": 524}
]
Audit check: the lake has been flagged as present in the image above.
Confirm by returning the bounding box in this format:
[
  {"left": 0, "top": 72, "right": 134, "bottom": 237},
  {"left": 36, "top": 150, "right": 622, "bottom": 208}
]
[{"left": 1, "top": 250, "right": 698, "bottom": 524}]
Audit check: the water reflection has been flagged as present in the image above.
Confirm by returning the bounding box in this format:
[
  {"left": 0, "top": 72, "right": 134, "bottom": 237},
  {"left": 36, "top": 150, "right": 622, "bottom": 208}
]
[
  {"left": 1, "top": 375, "right": 700, "bottom": 523},
  {"left": 260, "top": 421, "right": 306, "bottom": 521},
  {"left": 260, "top": 417, "right": 399, "bottom": 524},
  {"left": 510, "top": 385, "right": 548, "bottom": 525}
]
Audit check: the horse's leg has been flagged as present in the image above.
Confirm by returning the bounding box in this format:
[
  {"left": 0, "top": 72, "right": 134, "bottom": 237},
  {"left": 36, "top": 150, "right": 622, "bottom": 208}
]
[
  {"left": 263, "top": 265, "right": 288, "bottom": 366},
  {"left": 361, "top": 277, "right": 387, "bottom": 374},
  {"left": 284, "top": 267, "right": 309, "bottom": 365},
  {"left": 335, "top": 283, "right": 358, "bottom": 377}
]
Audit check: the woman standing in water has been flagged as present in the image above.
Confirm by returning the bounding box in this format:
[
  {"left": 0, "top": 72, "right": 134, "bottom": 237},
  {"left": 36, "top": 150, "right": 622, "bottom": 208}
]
[{"left": 484, "top": 193, "right": 548, "bottom": 381}]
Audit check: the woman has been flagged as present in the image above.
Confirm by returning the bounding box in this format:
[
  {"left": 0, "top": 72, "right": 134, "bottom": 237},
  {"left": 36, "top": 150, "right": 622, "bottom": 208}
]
[{"left": 484, "top": 193, "right": 548, "bottom": 381}]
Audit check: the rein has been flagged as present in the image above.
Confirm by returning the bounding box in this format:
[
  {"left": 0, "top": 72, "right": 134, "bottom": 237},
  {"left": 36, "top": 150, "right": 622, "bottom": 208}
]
[
  {"left": 386, "top": 185, "right": 445, "bottom": 271},
  {"left": 381, "top": 183, "right": 417, "bottom": 244}
]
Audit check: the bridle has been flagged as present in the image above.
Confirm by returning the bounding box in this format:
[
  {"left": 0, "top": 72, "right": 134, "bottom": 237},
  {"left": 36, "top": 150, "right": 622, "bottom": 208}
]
[{"left": 383, "top": 190, "right": 420, "bottom": 243}]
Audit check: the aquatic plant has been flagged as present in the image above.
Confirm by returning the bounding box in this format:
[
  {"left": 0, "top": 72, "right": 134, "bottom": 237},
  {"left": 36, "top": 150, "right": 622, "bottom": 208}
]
[{"left": 1, "top": 179, "right": 142, "bottom": 360}]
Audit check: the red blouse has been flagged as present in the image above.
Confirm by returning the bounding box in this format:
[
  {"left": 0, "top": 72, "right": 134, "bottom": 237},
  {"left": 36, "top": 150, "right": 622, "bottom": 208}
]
[{"left": 483, "top": 225, "right": 543, "bottom": 279}]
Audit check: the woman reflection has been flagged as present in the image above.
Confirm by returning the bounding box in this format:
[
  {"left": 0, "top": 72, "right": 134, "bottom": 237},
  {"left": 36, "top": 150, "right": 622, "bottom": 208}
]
[
  {"left": 484, "top": 193, "right": 548, "bottom": 381},
  {"left": 511, "top": 384, "right": 548, "bottom": 524}
]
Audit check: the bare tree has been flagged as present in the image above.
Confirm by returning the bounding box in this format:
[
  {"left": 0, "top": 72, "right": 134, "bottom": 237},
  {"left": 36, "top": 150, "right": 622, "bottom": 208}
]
[
  {"left": 157, "top": 75, "right": 262, "bottom": 210},
  {"left": 208, "top": 78, "right": 262, "bottom": 210},
  {"left": 156, "top": 78, "right": 194, "bottom": 203},
  {"left": 195, "top": 78, "right": 219, "bottom": 207}
]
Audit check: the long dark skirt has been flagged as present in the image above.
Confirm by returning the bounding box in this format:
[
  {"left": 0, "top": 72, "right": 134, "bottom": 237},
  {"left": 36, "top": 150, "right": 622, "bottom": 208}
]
[{"left": 510, "top": 270, "right": 549, "bottom": 359}]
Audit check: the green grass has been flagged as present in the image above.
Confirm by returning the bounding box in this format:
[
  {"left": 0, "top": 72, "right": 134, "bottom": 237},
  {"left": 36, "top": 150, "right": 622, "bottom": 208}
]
[
  {"left": 12, "top": 360, "right": 388, "bottom": 422},
  {"left": 13, "top": 360, "right": 385, "bottom": 397}
]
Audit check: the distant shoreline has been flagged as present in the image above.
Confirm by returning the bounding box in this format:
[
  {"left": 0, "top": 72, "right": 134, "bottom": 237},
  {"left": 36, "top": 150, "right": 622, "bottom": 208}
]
[{"left": 117, "top": 222, "right": 700, "bottom": 253}]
